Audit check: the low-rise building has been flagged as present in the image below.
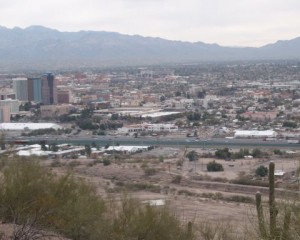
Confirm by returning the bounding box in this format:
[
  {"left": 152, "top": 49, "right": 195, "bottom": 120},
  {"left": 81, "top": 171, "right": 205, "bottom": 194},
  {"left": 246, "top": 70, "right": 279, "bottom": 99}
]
[
  {"left": 0, "top": 99, "right": 20, "bottom": 114},
  {"left": 40, "top": 104, "right": 71, "bottom": 118},
  {"left": 57, "top": 90, "right": 70, "bottom": 104},
  {"left": 240, "top": 111, "right": 277, "bottom": 122},
  {"left": 0, "top": 88, "right": 15, "bottom": 100},
  {"left": 0, "top": 105, "right": 10, "bottom": 123},
  {"left": 234, "top": 130, "right": 277, "bottom": 138},
  {"left": 0, "top": 123, "right": 63, "bottom": 131},
  {"left": 118, "top": 123, "right": 178, "bottom": 134}
]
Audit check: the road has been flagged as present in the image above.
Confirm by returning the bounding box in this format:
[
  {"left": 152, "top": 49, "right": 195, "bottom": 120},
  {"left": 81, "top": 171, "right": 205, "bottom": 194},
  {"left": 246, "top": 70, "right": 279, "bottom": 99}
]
[{"left": 7, "top": 135, "right": 300, "bottom": 149}]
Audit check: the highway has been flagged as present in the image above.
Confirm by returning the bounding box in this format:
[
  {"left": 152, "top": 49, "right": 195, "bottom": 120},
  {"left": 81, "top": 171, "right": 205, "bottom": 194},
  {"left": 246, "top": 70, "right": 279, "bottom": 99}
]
[{"left": 8, "top": 136, "right": 300, "bottom": 149}]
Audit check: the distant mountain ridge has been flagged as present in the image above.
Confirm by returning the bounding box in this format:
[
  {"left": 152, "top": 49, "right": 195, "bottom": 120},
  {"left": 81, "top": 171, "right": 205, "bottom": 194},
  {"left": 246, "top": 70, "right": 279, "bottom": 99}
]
[{"left": 0, "top": 25, "right": 300, "bottom": 70}]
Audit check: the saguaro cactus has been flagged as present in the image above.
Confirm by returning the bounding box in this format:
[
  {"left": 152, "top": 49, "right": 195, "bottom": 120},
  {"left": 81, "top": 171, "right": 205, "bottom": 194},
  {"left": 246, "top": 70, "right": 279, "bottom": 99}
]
[
  {"left": 187, "top": 221, "right": 193, "bottom": 239},
  {"left": 256, "top": 192, "right": 267, "bottom": 239},
  {"left": 255, "top": 162, "right": 291, "bottom": 240},
  {"left": 269, "top": 161, "right": 277, "bottom": 239}
]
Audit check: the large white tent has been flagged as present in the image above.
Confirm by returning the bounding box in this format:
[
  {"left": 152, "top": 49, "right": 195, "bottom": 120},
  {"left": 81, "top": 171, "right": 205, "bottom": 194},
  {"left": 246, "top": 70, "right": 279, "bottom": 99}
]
[
  {"left": 234, "top": 130, "right": 277, "bottom": 138},
  {"left": 0, "top": 123, "right": 62, "bottom": 131}
]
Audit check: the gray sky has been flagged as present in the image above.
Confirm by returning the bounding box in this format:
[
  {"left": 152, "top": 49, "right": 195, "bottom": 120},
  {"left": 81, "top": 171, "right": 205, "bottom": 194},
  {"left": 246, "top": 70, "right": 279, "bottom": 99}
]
[{"left": 1, "top": 0, "right": 300, "bottom": 47}]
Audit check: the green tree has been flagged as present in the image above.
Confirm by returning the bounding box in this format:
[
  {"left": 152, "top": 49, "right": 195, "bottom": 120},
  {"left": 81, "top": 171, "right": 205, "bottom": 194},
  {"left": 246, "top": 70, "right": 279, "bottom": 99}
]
[
  {"left": 273, "top": 149, "right": 283, "bottom": 155},
  {"left": 111, "top": 113, "right": 119, "bottom": 120},
  {"left": 85, "top": 144, "right": 92, "bottom": 157},
  {"left": 232, "top": 148, "right": 249, "bottom": 159},
  {"left": 186, "top": 151, "right": 199, "bottom": 161},
  {"left": 0, "top": 132, "right": 5, "bottom": 150},
  {"left": 207, "top": 161, "right": 224, "bottom": 172},
  {"left": 197, "top": 90, "right": 206, "bottom": 99},
  {"left": 186, "top": 111, "right": 201, "bottom": 121},
  {"left": 256, "top": 165, "right": 268, "bottom": 177},
  {"left": 19, "top": 101, "right": 32, "bottom": 111},
  {"left": 49, "top": 143, "right": 59, "bottom": 152},
  {"left": 283, "top": 121, "right": 297, "bottom": 128},
  {"left": 160, "top": 95, "right": 166, "bottom": 102},
  {"left": 215, "top": 148, "right": 231, "bottom": 160},
  {"left": 77, "top": 119, "right": 98, "bottom": 130},
  {"left": 252, "top": 148, "right": 264, "bottom": 158},
  {"left": 40, "top": 142, "right": 48, "bottom": 151},
  {"left": 80, "top": 107, "right": 93, "bottom": 119}
]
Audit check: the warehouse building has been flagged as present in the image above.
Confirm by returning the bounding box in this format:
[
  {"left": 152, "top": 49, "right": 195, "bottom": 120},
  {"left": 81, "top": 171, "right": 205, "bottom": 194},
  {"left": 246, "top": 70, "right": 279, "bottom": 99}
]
[
  {"left": 0, "top": 123, "right": 62, "bottom": 131},
  {"left": 234, "top": 130, "right": 277, "bottom": 138}
]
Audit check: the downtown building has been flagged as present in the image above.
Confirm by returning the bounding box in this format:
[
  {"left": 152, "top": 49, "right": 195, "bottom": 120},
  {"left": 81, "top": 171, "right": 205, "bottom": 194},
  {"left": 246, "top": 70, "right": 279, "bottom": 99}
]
[
  {"left": 0, "top": 105, "right": 11, "bottom": 123},
  {"left": 28, "top": 77, "right": 42, "bottom": 102},
  {"left": 0, "top": 99, "right": 20, "bottom": 114},
  {"left": 0, "top": 88, "right": 15, "bottom": 100},
  {"left": 12, "top": 78, "right": 28, "bottom": 101},
  {"left": 12, "top": 73, "right": 57, "bottom": 105},
  {"left": 41, "top": 73, "right": 57, "bottom": 105}
]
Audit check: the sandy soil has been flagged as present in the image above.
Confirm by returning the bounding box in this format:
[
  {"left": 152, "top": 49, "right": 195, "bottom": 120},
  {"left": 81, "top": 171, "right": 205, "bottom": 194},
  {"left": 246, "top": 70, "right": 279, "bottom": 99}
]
[{"left": 46, "top": 146, "right": 299, "bottom": 233}]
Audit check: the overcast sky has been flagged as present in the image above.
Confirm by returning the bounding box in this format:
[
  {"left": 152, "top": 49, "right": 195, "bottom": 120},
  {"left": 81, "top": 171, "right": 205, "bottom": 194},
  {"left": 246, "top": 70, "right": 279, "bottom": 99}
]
[{"left": 1, "top": 0, "right": 300, "bottom": 47}]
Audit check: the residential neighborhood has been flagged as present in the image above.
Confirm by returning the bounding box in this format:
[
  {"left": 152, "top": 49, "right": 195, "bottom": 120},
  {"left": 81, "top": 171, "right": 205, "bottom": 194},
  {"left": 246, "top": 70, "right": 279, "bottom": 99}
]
[{"left": 1, "top": 62, "right": 300, "bottom": 142}]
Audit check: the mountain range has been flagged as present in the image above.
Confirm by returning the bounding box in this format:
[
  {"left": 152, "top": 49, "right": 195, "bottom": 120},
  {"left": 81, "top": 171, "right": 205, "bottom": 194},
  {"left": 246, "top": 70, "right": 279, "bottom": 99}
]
[{"left": 0, "top": 25, "right": 300, "bottom": 70}]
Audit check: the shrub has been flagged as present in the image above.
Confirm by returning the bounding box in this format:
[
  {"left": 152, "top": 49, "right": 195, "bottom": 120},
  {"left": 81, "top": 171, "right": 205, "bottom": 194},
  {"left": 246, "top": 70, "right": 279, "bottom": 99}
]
[
  {"left": 68, "top": 160, "right": 80, "bottom": 167},
  {"left": 144, "top": 167, "right": 157, "bottom": 176},
  {"left": 0, "top": 159, "right": 106, "bottom": 240},
  {"left": 103, "top": 159, "right": 111, "bottom": 166},
  {"left": 251, "top": 148, "right": 268, "bottom": 158},
  {"left": 50, "top": 159, "right": 62, "bottom": 167},
  {"left": 230, "top": 177, "right": 269, "bottom": 187},
  {"left": 171, "top": 175, "right": 182, "bottom": 184},
  {"left": 256, "top": 165, "right": 268, "bottom": 177},
  {"left": 273, "top": 149, "right": 283, "bottom": 155},
  {"left": 0, "top": 158, "right": 194, "bottom": 240},
  {"left": 207, "top": 161, "right": 224, "bottom": 172},
  {"left": 186, "top": 151, "right": 199, "bottom": 161},
  {"left": 215, "top": 148, "right": 231, "bottom": 160},
  {"left": 93, "top": 159, "right": 103, "bottom": 165},
  {"left": 283, "top": 121, "right": 297, "bottom": 128},
  {"left": 105, "top": 197, "right": 193, "bottom": 240},
  {"left": 109, "top": 182, "right": 161, "bottom": 193}
]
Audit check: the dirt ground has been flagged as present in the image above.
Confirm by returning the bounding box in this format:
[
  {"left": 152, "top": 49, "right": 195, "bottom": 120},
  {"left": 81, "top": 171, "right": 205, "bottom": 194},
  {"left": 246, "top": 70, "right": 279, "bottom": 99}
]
[{"left": 47, "top": 146, "right": 300, "bottom": 232}]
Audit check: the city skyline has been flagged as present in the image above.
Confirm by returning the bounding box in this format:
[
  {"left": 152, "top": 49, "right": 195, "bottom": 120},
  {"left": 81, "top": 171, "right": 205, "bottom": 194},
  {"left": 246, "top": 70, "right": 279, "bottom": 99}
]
[{"left": 1, "top": 0, "right": 300, "bottom": 47}]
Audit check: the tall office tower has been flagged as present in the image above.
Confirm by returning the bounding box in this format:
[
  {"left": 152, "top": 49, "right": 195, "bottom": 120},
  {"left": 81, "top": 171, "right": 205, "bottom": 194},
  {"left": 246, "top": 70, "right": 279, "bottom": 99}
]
[
  {"left": 28, "top": 78, "right": 42, "bottom": 103},
  {"left": 12, "top": 78, "right": 28, "bottom": 101},
  {"left": 41, "top": 73, "right": 57, "bottom": 105}
]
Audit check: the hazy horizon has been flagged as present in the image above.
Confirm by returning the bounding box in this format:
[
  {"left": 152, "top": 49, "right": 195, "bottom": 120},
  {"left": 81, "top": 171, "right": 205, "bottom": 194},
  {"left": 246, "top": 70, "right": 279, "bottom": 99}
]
[
  {"left": 1, "top": 0, "right": 300, "bottom": 47},
  {"left": 0, "top": 24, "right": 299, "bottom": 49}
]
